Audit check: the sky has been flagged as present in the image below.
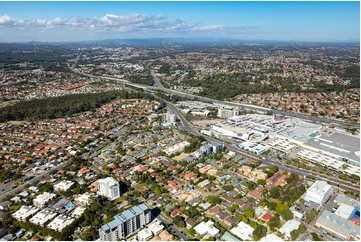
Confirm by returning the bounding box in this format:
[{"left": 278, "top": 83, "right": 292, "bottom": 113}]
[{"left": 0, "top": 1, "right": 359, "bottom": 42}]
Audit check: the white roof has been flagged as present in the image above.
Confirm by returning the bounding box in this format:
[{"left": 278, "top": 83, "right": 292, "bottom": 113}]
[
  {"left": 12, "top": 205, "right": 39, "bottom": 221},
  {"left": 260, "top": 233, "right": 284, "bottom": 242},
  {"left": 296, "top": 150, "right": 344, "bottom": 169},
  {"left": 197, "top": 179, "right": 210, "bottom": 187},
  {"left": 230, "top": 221, "right": 255, "bottom": 241},
  {"left": 279, "top": 219, "right": 300, "bottom": 238},
  {"left": 344, "top": 164, "right": 361, "bottom": 176},
  {"left": 71, "top": 207, "right": 86, "bottom": 218},
  {"left": 10, "top": 196, "right": 21, "bottom": 202},
  {"left": 29, "top": 210, "right": 56, "bottom": 225},
  {"left": 19, "top": 191, "right": 29, "bottom": 197},
  {"left": 199, "top": 202, "right": 212, "bottom": 210},
  {"left": 47, "top": 215, "right": 75, "bottom": 232},
  {"left": 54, "top": 180, "right": 74, "bottom": 191},
  {"left": 137, "top": 228, "right": 153, "bottom": 240},
  {"left": 307, "top": 180, "right": 332, "bottom": 196},
  {"left": 148, "top": 221, "right": 164, "bottom": 234},
  {"left": 334, "top": 204, "right": 356, "bottom": 220},
  {"left": 194, "top": 221, "right": 219, "bottom": 237},
  {"left": 99, "top": 177, "right": 118, "bottom": 186},
  {"left": 292, "top": 210, "right": 304, "bottom": 219},
  {"left": 33, "top": 192, "right": 57, "bottom": 206},
  {"left": 28, "top": 186, "right": 39, "bottom": 192}
]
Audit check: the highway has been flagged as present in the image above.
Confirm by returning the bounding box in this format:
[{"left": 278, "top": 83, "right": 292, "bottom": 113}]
[
  {"left": 70, "top": 68, "right": 359, "bottom": 192},
  {"left": 72, "top": 49, "right": 84, "bottom": 68},
  {"left": 73, "top": 68, "right": 359, "bottom": 129}
]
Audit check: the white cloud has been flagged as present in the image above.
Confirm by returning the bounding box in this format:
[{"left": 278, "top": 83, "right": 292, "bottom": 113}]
[
  {"left": 0, "top": 15, "right": 13, "bottom": 25},
  {"left": 193, "top": 25, "right": 224, "bottom": 31},
  {"left": 0, "top": 13, "right": 249, "bottom": 34}
]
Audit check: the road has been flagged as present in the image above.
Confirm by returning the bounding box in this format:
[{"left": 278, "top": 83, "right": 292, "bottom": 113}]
[
  {"left": 72, "top": 49, "right": 84, "bottom": 68},
  {"left": 138, "top": 196, "right": 189, "bottom": 241},
  {"left": 0, "top": 159, "right": 72, "bottom": 201},
  {"left": 165, "top": 101, "right": 360, "bottom": 194},
  {"left": 72, "top": 68, "right": 359, "bottom": 129},
  {"left": 70, "top": 67, "right": 359, "bottom": 193},
  {"left": 150, "top": 71, "right": 165, "bottom": 89},
  {"left": 157, "top": 215, "right": 189, "bottom": 241}
]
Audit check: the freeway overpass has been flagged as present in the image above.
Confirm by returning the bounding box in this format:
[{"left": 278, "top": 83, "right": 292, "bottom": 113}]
[
  {"left": 69, "top": 67, "right": 361, "bottom": 193},
  {"left": 74, "top": 68, "right": 358, "bottom": 129}
]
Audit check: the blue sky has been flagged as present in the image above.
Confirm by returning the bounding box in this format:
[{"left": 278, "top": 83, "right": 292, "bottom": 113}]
[{"left": 0, "top": 1, "right": 359, "bottom": 42}]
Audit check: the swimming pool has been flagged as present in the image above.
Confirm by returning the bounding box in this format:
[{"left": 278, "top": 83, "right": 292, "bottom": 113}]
[
  {"left": 352, "top": 208, "right": 360, "bottom": 219},
  {"left": 65, "top": 202, "right": 74, "bottom": 209}
]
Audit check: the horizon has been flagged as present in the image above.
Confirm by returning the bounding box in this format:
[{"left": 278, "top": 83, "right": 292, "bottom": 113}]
[
  {"left": 0, "top": 37, "right": 360, "bottom": 45},
  {"left": 0, "top": 1, "right": 360, "bottom": 42}
]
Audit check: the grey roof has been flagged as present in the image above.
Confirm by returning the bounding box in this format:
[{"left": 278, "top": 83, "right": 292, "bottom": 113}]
[
  {"left": 334, "top": 194, "right": 360, "bottom": 207},
  {"left": 100, "top": 204, "right": 150, "bottom": 232},
  {"left": 182, "top": 155, "right": 196, "bottom": 163},
  {"left": 316, "top": 210, "right": 360, "bottom": 239},
  {"left": 212, "top": 141, "right": 223, "bottom": 146},
  {"left": 0, "top": 201, "right": 12, "bottom": 208}
]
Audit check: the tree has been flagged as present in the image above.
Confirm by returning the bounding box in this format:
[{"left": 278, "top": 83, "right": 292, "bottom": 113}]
[
  {"left": 311, "top": 232, "right": 322, "bottom": 241},
  {"left": 207, "top": 196, "right": 221, "bottom": 205},
  {"left": 268, "top": 202, "right": 277, "bottom": 211},
  {"left": 154, "top": 186, "right": 161, "bottom": 195},
  {"left": 0, "top": 213, "right": 13, "bottom": 227},
  {"left": 213, "top": 221, "right": 227, "bottom": 235},
  {"left": 0, "top": 90, "right": 142, "bottom": 122},
  {"left": 275, "top": 203, "right": 288, "bottom": 215},
  {"left": 229, "top": 204, "right": 239, "bottom": 213},
  {"left": 281, "top": 208, "right": 294, "bottom": 221},
  {"left": 339, "top": 173, "right": 348, "bottom": 180},
  {"left": 253, "top": 225, "right": 267, "bottom": 240},
  {"left": 269, "top": 187, "right": 280, "bottom": 198},
  {"left": 298, "top": 223, "right": 307, "bottom": 234},
  {"left": 285, "top": 172, "right": 299, "bottom": 183},
  {"left": 269, "top": 215, "right": 281, "bottom": 230},
  {"left": 223, "top": 185, "right": 234, "bottom": 191},
  {"left": 306, "top": 210, "right": 318, "bottom": 223},
  {"left": 188, "top": 207, "right": 199, "bottom": 218},
  {"left": 247, "top": 181, "right": 257, "bottom": 191},
  {"left": 241, "top": 214, "right": 249, "bottom": 223},
  {"left": 263, "top": 165, "right": 278, "bottom": 178},
  {"left": 244, "top": 208, "right": 255, "bottom": 218},
  {"left": 290, "top": 229, "right": 300, "bottom": 241},
  {"left": 250, "top": 221, "right": 258, "bottom": 229},
  {"left": 173, "top": 215, "right": 186, "bottom": 228},
  {"left": 257, "top": 179, "right": 266, "bottom": 185},
  {"left": 188, "top": 228, "right": 196, "bottom": 237},
  {"left": 259, "top": 199, "right": 267, "bottom": 207},
  {"left": 0, "top": 169, "right": 11, "bottom": 182}
]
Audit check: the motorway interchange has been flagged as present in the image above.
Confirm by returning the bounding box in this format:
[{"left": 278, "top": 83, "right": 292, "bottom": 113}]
[{"left": 72, "top": 67, "right": 360, "bottom": 194}]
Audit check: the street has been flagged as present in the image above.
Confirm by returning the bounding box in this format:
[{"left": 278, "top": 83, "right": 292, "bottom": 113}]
[
  {"left": 165, "top": 101, "right": 360, "bottom": 194},
  {"left": 0, "top": 159, "right": 71, "bottom": 201},
  {"left": 72, "top": 68, "right": 359, "bottom": 129}
]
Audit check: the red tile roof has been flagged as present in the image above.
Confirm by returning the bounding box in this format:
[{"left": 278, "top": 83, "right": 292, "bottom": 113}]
[
  {"left": 112, "top": 168, "right": 122, "bottom": 173},
  {"left": 170, "top": 209, "right": 183, "bottom": 217},
  {"left": 350, "top": 217, "right": 360, "bottom": 226},
  {"left": 262, "top": 214, "right": 273, "bottom": 221}
]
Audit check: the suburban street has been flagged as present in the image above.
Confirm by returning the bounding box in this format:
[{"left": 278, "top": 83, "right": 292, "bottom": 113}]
[{"left": 0, "top": 159, "right": 71, "bottom": 201}]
